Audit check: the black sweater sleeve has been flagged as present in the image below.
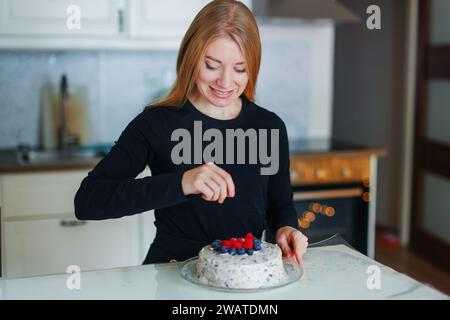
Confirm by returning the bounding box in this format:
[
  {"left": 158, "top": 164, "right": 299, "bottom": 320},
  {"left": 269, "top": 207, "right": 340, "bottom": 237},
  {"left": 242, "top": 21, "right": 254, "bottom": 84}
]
[
  {"left": 266, "top": 116, "right": 298, "bottom": 234},
  {"left": 74, "top": 114, "right": 188, "bottom": 220}
]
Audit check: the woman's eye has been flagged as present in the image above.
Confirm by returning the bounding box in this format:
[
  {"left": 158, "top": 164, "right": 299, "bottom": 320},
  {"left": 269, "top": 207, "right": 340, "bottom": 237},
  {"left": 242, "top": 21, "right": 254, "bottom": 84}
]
[
  {"left": 206, "top": 63, "right": 218, "bottom": 70},
  {"left": 206, "top": 62, "right": 245, "bottom": 73}
]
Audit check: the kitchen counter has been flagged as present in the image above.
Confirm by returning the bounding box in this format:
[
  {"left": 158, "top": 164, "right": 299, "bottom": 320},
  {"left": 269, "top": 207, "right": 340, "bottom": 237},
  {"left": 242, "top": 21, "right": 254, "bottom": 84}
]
[
  {"left": 289, "top": 139, "right": 387, "bottom": 157},
  {"left": 0, "top": 139, "right": 385, "bottom": 173},
  {"left": 0, "top": 244, "right": 447, "bottom": 300},
  {"left": 0, "top": 149, "right": 101, "bottom": 173}
]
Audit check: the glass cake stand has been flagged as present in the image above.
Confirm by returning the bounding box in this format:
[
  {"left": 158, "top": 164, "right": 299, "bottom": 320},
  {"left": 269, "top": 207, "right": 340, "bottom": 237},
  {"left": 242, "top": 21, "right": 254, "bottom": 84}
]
[
  {"left": 179, "top": 254, "right": 303, "bottom": 292},
  {"left": 179, "top": 233, "right": 352, "bottom": 292},
  {"left": 307, "top": 233, "right": 355, "bottom": 250}
]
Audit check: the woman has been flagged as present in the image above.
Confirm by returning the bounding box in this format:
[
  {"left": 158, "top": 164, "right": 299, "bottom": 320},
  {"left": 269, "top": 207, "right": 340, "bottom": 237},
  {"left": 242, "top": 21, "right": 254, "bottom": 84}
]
[{"left": 74, "top": 0, "right": 308, "bottom": 264}]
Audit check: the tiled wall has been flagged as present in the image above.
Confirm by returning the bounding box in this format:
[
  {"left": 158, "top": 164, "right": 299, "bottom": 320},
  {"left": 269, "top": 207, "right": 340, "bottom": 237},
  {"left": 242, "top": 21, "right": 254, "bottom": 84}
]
[
  {"left": 0, "top": 50, "right": 178, "bottom": 148},
  {"left": 0, "top": 24, "right": 331, "bottom": 149}
]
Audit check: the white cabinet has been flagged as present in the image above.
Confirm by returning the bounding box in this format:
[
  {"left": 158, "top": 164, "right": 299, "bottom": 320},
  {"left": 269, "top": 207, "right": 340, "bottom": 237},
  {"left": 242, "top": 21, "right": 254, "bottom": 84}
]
[
  {"left": 0, "top": 169, "right": 155, "bottom": 279},
  {"left": 129, "top": 0, "right": 211, "bottom": 40},
  {"left": 4, "top": 217, "right": 140, "bottom": 279},
  {"left": 0, "top": 0, "right": 252, "bottom": 50},
  {"left": 130, "top": 0, "right": 252, "bottom": 40},
  {"left": 0, "top": 0, "right": 122, "bottom": 36},
  {"left": 2, "top": 171, "right": 89, "bottom": 219}
]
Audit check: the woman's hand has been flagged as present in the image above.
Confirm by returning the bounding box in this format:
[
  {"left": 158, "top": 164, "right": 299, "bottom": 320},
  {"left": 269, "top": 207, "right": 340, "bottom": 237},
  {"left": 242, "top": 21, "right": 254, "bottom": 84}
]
[
  {"left": 182, "top": 162, "right": 235, "bottom": 203},
  {"left": 276, "top": 226, "right": 308, "bottom": 265}
]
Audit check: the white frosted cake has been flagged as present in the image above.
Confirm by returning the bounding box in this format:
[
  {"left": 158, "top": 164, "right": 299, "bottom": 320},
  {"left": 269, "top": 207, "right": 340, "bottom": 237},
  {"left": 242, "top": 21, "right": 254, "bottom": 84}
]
[{"left": 195, "top": 234, "right": 287, "bottom": 289}]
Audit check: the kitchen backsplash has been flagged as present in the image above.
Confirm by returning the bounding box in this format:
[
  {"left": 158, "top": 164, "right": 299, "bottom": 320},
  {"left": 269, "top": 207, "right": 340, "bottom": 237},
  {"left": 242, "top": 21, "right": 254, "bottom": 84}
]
[
  {"left": 0, "top": 50, "right": 178, "bottom": 149},
  {"left": 0, "top": 24, "right": 333, "bottom": 149}
]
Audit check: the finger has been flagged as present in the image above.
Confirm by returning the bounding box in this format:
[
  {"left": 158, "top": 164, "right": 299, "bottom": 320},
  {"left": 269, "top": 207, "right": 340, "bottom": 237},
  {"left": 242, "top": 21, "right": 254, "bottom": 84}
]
[
  {"left": 294, "top": 247, "right": 304, "bottom": 265},
  {"left": 291, "top": 233, "right": 307, "bottom": 265},
  {"left": 207, "top": 170, "right": 228, "bottom": 203},
  {"left": 208, "top": 163, "right": 235, "bottom": 197},
  {"left": 197, "top": 180, "right": 214, "bottom": 201},
  {"left": 277, "top": 233, "right": 292, "bottom": 258},
  {"left": 203, "top": 178, "right": 221, "bottom": 201}
]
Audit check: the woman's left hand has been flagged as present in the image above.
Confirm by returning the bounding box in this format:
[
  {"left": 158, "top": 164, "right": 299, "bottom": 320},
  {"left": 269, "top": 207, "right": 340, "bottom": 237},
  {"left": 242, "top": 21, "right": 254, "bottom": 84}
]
[{"left": 276, "top": 226, "right": 308, "bottom": 265}]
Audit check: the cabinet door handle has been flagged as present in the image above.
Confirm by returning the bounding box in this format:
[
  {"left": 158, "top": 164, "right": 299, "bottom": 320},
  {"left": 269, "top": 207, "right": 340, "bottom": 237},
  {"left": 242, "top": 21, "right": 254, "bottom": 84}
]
[
  {"left": 118, "top": 9, "right": 124, "bottom": 33},
  {"left": 60, "top": 220, "right": 87, "bottom": 227}
]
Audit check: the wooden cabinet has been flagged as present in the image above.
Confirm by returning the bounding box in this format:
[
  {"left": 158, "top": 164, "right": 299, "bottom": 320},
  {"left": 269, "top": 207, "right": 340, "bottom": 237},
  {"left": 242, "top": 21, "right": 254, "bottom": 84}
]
[{"left": 0, "top": 169, "right": 155, "bottom": 279}]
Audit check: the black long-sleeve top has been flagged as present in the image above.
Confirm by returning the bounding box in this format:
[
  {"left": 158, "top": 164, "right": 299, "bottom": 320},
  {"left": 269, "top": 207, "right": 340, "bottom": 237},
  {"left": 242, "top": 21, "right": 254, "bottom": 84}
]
[{"left": 74, "top": 96, "right": 297, "bottom": 263}]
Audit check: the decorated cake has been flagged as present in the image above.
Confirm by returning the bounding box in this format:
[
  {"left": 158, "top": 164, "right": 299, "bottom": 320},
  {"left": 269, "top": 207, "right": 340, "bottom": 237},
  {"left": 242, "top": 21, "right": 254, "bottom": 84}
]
[{"left": 195, "top": 233, "right": 288, "bottom": 289}]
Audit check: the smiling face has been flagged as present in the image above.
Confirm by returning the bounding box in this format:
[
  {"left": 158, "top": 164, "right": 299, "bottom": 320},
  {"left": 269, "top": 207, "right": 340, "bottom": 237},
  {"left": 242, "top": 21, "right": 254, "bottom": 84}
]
[{"left": 194, "top": 36, "right": 249, "bottom": 109}]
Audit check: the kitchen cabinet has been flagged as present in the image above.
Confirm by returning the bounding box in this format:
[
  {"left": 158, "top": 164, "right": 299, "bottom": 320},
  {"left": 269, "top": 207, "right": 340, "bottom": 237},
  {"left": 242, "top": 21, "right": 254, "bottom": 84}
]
[
  {"left": 3, "top": 217, "right": 141, "bottom": 279},
  {"left": 129, "top": 0, "right": 252, "bottom": 40},
  {"left": 0, "top": 169, "right": 155, "bottom": 279},
  {"left": 0, "top": 0, "right": 121, "bottom": 36},
  {"left": 0, "top": 0, "right": 252, "bottom": 50}
]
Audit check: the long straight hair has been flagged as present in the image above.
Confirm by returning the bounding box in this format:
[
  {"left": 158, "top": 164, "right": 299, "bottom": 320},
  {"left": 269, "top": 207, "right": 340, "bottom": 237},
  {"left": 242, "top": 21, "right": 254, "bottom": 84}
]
[{"left": 149, "top": 0, "right": 261, "bottom": 108}]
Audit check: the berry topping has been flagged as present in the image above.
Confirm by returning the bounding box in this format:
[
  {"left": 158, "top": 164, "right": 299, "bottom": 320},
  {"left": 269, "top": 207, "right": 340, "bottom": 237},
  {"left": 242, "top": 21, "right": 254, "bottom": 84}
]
[
  {"left": 211, "top": 240, "right": 221, "bottom": 249},
  {"left": 219, "top": 246, "right": 229, "bottom": 254},
  {"left": 244, "top": 240, "right": 253, "bottom": 250},
  {"left": 220, "top": 240, "right": 231, "bottom": 248},
  {"left": 213, "top": 233, "right": 261, "bottom": 255},
  {"left": 230, "top": 238, "right": 239, "bottom": 248}
]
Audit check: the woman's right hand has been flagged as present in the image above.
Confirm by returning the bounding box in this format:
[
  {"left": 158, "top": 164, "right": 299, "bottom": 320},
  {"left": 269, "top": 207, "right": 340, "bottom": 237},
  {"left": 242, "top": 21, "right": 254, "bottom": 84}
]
[{"left": 181, "top": 162, "right": 235, "bottom": 203}]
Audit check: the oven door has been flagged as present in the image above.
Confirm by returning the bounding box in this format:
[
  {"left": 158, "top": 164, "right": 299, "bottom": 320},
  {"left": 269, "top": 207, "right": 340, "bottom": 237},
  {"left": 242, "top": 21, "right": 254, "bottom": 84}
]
[
  {"left": 292, "top": 183, "right": 369, "bottom": 254},
  {"left": 265, "top": 182, "right": 369, "bottom": 255}
]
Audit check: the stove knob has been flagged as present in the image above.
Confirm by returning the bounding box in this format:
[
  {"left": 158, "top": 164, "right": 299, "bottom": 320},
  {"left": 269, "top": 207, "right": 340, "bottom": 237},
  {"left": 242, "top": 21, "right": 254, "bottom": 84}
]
[
  {"left": 290, "top": 170, "right": 299, "bottom": 181},
  {"left": 315, "top": 168, "right": 326, "bottom": 178},
  {"left": 340, "top": 167, "right": 352, "bottom": 177}
]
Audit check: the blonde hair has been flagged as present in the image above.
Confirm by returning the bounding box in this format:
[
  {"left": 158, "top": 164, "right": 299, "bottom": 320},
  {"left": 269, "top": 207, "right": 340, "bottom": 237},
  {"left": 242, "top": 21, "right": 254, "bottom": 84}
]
[{"left": 149, "top": 0, "right": 261, "bottom": 108}]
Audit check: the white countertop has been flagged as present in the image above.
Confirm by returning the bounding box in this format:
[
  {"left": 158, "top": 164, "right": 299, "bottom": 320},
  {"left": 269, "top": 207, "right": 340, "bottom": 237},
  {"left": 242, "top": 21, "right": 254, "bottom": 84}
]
[{"left": 0, "top": 245, "right": 447, "bottom": 300}]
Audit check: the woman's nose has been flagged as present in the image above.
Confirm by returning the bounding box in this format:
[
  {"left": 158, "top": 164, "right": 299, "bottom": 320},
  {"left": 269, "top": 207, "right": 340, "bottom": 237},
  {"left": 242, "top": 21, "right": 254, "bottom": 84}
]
[{"left": 217, "top": 69, "right": 232, "bottom": 88}]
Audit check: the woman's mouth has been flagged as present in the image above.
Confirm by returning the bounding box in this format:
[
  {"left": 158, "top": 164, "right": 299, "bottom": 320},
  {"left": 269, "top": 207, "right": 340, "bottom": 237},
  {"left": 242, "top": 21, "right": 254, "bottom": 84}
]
[{"left": 210, "top": 86, "right": 233, "bottom": 99}]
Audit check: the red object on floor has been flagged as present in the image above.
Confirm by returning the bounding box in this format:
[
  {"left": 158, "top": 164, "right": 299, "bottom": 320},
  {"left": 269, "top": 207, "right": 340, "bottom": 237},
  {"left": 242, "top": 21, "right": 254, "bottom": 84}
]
[{"left": 381, "top": 232, "right": 400, "bottom": 248}]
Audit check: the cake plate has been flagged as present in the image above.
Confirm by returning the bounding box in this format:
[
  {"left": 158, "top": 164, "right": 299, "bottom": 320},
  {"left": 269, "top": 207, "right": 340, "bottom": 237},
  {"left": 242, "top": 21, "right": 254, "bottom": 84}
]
[{"left": 179, "top": 257, "right": 303, "bottom": 292}]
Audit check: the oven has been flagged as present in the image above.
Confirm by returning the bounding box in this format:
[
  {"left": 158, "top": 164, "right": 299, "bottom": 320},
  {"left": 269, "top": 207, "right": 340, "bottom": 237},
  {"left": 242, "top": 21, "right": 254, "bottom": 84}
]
[
  {"left": 266, "top": 148, "right": 380, "bottom": 257},
  {"left": 291, "top": 182, "right": 369, "bottom": 254}
]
